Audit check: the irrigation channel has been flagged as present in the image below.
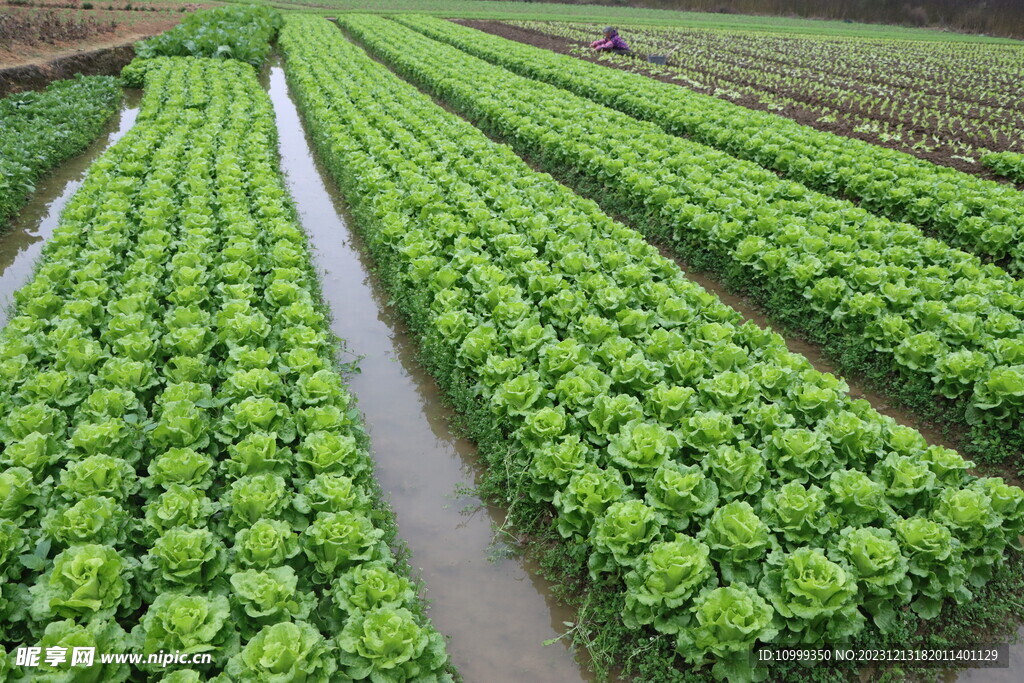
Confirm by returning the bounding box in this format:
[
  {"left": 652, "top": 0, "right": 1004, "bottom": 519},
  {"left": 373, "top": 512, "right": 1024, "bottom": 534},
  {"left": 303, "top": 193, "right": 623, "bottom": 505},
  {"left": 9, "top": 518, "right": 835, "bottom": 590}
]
[
  {"left": 0, "top": 89, "right": 141, "bottom": 327},
  {"left": 264, "top": 60, "right": 594, "bottom": 682}
]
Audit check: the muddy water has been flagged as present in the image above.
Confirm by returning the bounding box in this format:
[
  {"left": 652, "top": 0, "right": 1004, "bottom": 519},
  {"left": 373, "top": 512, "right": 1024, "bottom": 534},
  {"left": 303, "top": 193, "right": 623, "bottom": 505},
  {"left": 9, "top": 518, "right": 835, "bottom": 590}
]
[
  {"left": 946, "top": 636, "right": 1024, "bottom": 683},
  {"left": 266, "top": 62, "right": 593, "bottom": 683},
  {"left": 0, "top": 90, "right": 141, "bottom": 326}
]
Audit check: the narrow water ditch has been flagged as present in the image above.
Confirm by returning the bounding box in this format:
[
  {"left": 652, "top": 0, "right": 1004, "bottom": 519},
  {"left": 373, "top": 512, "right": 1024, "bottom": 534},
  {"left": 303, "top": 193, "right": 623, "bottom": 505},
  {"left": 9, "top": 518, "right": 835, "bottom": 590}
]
[
  {"left": 0, "top": 89, "right": 141, "bottom": 325},
  {"left": 265, "top": 60, "right": 595, "bottom": 683}
]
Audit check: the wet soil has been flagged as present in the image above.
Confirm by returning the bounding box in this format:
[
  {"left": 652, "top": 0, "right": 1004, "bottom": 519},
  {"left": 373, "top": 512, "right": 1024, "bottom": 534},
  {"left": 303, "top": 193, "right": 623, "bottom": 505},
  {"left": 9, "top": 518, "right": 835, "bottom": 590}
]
[
  {"left": 456, "top": 19, "right": 1014, "bottom": 182},
  {"left": 0, "top": 88, "right": 140, "bottom": 325},
  {"left": 265, "top": 60, "right": 595, "bottom": 683}
]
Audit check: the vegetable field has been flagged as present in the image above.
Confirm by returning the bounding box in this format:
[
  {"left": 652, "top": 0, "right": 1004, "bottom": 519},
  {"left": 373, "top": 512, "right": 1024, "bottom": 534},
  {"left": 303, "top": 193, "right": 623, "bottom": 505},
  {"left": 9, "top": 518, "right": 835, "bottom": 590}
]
[
  {"left": 1, "top": 4, "right": 1023, "bottom": 683},
  {"left": 508, "top": 20, "right": 1024, "bottom": 171}
]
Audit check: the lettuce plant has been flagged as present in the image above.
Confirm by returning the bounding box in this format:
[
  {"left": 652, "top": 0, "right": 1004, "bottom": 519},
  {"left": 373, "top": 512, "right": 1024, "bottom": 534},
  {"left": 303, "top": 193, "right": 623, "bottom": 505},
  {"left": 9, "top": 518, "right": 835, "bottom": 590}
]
[
  {"left": 30, "top": 544, "right": 138, "bottom": 621},
  {"left": 700, "top": 502, "right": 774, "bottom": 584},
  {"left": 527, "top": 435, "right": 589, "bottom": 502},
  {"left": 225, "top": 621, "right": 337, "bottom": 682},
  {"left": 144, "top": 528, "right": 228, "bottom": 592},
  {"left": 623, "top": 534, "right": 715, "bottom": 633},
  {"left": 222, "top": 474, "right": 293, "bottom": 531},
  {"left": 29, "top": 618, "right": 130, "bottom": 682},
  {"left": 645, "top": 462, "right": 718, "bottom": 529},
  {"left": 931, "top": 487, "right": 1003, "bottom": 585},
  {"left": 134, "top": 593, "right": 238, "bottom": 663},
  {"left": 333, "top": 561, "right": 416, "bottom": 618},
  {"left": 827, "top": 470, "right": 891, "bottom": 526},
  {"left": 301, "top": 511, "right": 387, "bottom": 578},
  {"left": 295, "top": 473, "right": 372, "bottom": 515},
  {"left": 892, "top": 516, "right": 970, "bottom": 618},
  {"left": 143, "top": 485, "right": 217, "bottom": 539},
  {"left": 230, "top": 567, "right": 316, "bottom": 636},
  {"left": 145, "top": 448, "right": 216, "bottom": 491},
  {"left": 588, "top": 499, "right": 665, "bottom": 577},
  {"left": 761, "top": 482, "right": 834, "bottom": 546},
  {"left": 223, "top": 432, "right": 291, "bottom": 478},
  {"left": 676, "top": 585, "right": 777, "bottom": 682},
  {"left": 232, "top": 519, "right": 301, "bottom": 570},
  {"left": 296, "top": 431, "right": 367, "bottom": 481},
  {"left": 759, "top": 547, "right": 864, "bottom": 644},
  {"left": 702, "top": 444, "right": 766, "bottom": 501},
  {"left": 606, "top": 420, "right": 679, "bottom": 477},
  {"left": 553, "top": 463, "right": 630, "bottom": 539},
  {"left": 57, "top": 455, "right": 138, "bottom": 502},
  {"left": 43, "top": 496, "right": 130, "bottom": 547},
  {"left": 830, "top": 526, "right": 911, "bottom": 632},
  {"left": 0, "top": 467, "right": 47, "bottom": 525},
  {"left": 337, "top": 607, "right": 450, "bottom": 681}
]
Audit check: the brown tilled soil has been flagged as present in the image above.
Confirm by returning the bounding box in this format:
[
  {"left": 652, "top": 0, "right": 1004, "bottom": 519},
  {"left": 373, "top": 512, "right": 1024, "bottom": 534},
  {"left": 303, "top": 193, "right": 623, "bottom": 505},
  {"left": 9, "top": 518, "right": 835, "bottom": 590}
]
[
  {"left": 0, "top": 39, "right": 140, "bottom": 97},
  {"left": 456, "top": 19, "right": 1015, "bottom": 184},
  {"left": 0, "top": 5, "right": 185, "bottom": 96}
]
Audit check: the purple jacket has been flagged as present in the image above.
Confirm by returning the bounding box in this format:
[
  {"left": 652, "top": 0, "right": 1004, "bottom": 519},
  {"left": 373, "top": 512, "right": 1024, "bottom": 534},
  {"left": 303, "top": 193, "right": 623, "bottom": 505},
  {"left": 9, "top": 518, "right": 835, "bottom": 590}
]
[{"left": 591, "top": 31, "right": 629, "bottom": 51}]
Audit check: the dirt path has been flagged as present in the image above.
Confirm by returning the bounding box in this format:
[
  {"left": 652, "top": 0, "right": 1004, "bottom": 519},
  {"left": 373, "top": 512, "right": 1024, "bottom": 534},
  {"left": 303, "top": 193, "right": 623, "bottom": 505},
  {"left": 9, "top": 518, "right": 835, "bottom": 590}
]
[{"left": 456, "top": 19, "right": 1014, "bottom": 182}]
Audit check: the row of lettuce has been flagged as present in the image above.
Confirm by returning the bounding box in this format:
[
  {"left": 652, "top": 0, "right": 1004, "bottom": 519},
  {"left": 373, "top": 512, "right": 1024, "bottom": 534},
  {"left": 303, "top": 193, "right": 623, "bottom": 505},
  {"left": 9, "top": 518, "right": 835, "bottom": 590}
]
[
  {"left": 134, "top": 5, "right": 282, "bottom": 68},
  {"left": 283, "top": 16, "right": 1024, "bottom": 681},
  {"left": 398, "top": 16, "right": 1024, "bottom": 271},
  {"left": 349, "top": 15, "right": 1024, "bottom": 463},
  {"left": 0, "top": 76, "right": 121, "bottom": 229},
  {"left": 984, "top": 151, "right": 1024, "bottom": 184},
  {"left": 0, "top": 55, "right": 451, "bottom": 681},
  {"left": 515, "top": 20, "right": 1022, "bottom": 169}
]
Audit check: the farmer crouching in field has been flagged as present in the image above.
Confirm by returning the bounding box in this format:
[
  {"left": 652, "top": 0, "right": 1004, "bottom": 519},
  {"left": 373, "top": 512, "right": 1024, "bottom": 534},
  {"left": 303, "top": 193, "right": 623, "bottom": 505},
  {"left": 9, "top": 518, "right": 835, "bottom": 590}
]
[{"left": 590, "top": 27, "right": 630, "bottom": 55}]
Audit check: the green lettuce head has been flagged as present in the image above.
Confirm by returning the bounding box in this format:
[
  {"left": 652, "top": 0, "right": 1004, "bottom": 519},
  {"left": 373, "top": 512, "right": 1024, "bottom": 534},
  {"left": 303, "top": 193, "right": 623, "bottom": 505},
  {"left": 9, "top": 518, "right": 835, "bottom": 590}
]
[
  {"left": 931, "top": 486, "right": 1003, "bottom": 586},
  {"left": 30, "top": 618, "right": 130, "bottom": 682},
  {"left": 58, "top": 454, "right": 139, "bottom": 502},
  {"left": 230, "top": 567, "right": 316, "bottom": 636},
  {"left": 333, "top": 560, "right": 416, "bottom": 618},
  {"left": 553, "top": 463, "right": 630, "bottom": 539},
  {"left": 623, "top": 534, "right": 715, "bottom": 634},
  {"left": 892, "top": 516, "right": 969, "bottom": 618},
  {"left": 606, "top": 420, "right": 679, "bottom": 477},
  {"left": 700, "top": 501, "right": 774, "bottom": 584},
  {"left": 232, "top": 519, "right": 301, "bottom": 570},
  {"left": 144, "top": 527, "right": 228, "bottom": 592},
  {"left": 759, "top": 547, "right": 864, "bottom": 644},
  {"left": 31, "top": 544, "right": 137, "bottom": 621},
  {"left": 143, "top": 484, "right": 217, "bottom": 539},
  {"left": 225, "top": 621, "right": 337, "bottom": 682},
  {"left": 337, "top": 607, "right": 449, "bottom": 681},
  {"left": 645, "top": 462, "right": 718, "bottom": 529},
  {"left": 136, "top": 592, "right": 238, "bottom": 665},
  {"left": 145, "top": 448, "right": 215, "bottom": 491},
  {"left": 295, "top": 472, "right": 371, "bottom": 515},
  {"left": 527, "top": 434, "right": 589, "bottom": 502},
  {"left": 830, "top": 526, "right": 911, "bottom": 632},
  {"left": 703, "top": 443, "right": 767, "bottom": 501},
  {"left": 43, "top": 496, "right": 130, "bottom": 547},
  {"left": 301, "top": 511, "right": 386, "bottom": 578},
  {"left": 872, "top": 453, "right": 937, "bottom": 511},
  {"left": 676, "top": 584, "right": 777, "bottom": 682},
  {"left": 588, "top": 499, "right": 665, "bottom": 577},
  {"left": 827, "top": 470, "right": 891, "bottom": 526},
  {"left": 761, "top": 482, "right": 834, "bottom": 546}
]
